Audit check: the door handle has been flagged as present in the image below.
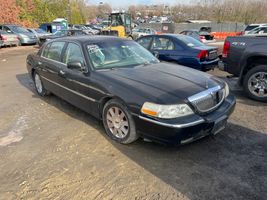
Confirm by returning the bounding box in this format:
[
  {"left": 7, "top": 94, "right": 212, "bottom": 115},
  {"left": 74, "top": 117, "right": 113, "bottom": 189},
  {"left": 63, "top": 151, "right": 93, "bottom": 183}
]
[
  {"left": 59, "top": 70, "right": 66, "bottom": 77},
  {"left": 37, "top": 61, "right": 42, "bottom": 65}
]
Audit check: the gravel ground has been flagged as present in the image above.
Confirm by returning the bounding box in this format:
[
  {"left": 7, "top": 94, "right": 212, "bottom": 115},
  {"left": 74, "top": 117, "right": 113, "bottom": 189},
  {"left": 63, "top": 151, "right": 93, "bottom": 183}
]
[{"left": 0, "top": 46, "right": 266, "bottom": 200}]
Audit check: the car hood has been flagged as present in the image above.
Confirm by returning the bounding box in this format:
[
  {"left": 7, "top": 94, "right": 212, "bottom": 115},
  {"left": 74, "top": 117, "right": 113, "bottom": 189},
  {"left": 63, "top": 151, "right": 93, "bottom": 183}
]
[{"left": 99, "top": 62, "right": 223, "bottom": 104}]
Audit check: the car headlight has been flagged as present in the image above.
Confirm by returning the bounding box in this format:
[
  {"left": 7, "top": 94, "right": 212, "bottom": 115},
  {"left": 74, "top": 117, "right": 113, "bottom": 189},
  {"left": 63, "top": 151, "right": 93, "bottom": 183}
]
[
  {"left": 141, "top": 102, "right": 194, "bottom": 119},
  {"left": 224, "top": 82, "right": 230, "bottom": 97}
]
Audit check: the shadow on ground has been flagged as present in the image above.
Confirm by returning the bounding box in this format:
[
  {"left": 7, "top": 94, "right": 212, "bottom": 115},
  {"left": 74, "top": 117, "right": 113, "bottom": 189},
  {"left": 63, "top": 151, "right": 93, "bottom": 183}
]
[{"left": 16, "top": 73, "right": 267, "bottom": 200}]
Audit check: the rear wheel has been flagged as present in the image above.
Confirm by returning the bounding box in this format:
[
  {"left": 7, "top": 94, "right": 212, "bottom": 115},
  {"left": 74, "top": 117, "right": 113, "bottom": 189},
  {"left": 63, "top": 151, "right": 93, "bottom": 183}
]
[
  {"left": 243, "top": 65, "right": 267, "bottom": 102},
  {"left": 103, "top": 99, "right": 138, "bottom": 144},
  {"left": 33, "top": 71, "right": 49, "bottom": 96}
]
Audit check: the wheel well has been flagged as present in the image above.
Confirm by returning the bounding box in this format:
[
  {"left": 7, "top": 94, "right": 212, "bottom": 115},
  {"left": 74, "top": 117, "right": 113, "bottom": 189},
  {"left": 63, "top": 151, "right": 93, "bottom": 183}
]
[
  {"left": 241, "top": 56, "right": 267, "bottom": 84},
  {"left": 99, "top": 97, "right": 112, "bottom": 119},
  {"left": 31, "top": 68, "right": 35, "bottom": 78}
]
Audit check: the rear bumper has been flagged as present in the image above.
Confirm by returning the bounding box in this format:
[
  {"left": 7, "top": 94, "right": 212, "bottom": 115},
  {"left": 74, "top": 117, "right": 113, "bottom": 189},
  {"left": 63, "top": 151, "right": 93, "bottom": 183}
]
[
  {"left": 1, "top": 40, "right": 20, "bottom": 46},
  {"left": 200, "top": 58, "right": 220, "bottom": 71},
  {"left": 20, "top": 37, "right": 37, "bottom": 44},
  {"left": 133, "top": 94, "right": 236, "bottom": 145}
]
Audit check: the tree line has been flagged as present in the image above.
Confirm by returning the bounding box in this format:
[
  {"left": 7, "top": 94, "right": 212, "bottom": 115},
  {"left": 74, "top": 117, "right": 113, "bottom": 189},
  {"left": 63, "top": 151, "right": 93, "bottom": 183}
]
[
  {"left": 128, "top": 0, "right": 267, "bottom": 24},
  {"left": 0, "top": 0, "right": 111, "bottom": 27},
  {"left": 0, "top": 0, "right": 266, "bottom": 28}
]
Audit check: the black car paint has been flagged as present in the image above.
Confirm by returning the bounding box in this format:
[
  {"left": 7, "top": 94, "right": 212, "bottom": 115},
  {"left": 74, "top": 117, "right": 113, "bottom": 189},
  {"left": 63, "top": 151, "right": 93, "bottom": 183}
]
[{"left": 27, "top": 36, "right": 236, "bottom": 144}]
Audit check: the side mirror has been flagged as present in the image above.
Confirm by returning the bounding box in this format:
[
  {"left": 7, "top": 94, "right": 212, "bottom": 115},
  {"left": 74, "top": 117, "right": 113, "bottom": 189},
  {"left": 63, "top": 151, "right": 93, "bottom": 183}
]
[
  {"left": 67, "top": 61, "right": 86, "bottom": 72},
  {"left": 152, "top": 51, "right": 159, "bottom": 58}
]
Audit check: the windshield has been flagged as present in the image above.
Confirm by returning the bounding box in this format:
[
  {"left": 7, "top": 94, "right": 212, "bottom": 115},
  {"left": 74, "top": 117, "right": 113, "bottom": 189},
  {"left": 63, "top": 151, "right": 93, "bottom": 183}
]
[
  {"left": 53, "top": 30, "right": 67, "bottom": 36},
  {"left": 11, "top": 26, "right": 29, "bottom": 33},
  {"left": 177, "top": 35, "right": 204, "bottom": 47},
  {"left": 245, "top": 25, "right": 259, "bottom": 31},
  {"left": 248, "top": 27, "right": 267, "bottom": 34},
  {"left": 35, "top": 29, "right": 47, "bottom": 33},
  {"left": 87, "top": 40, "right": 159, "bottom": 69}
]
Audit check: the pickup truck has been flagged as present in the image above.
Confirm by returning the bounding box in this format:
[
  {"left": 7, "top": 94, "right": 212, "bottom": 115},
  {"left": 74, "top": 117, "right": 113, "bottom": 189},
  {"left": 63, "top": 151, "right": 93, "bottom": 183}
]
[{"left": 219, "top": 35, "right": 267, "bottom": 102}]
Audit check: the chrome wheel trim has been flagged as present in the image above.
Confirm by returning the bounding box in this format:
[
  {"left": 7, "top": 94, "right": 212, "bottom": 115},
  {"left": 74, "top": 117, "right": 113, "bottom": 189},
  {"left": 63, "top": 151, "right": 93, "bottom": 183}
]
[
  {"left": 34, "top": 74, "right": 43, "bottom": 94},
  {"left": 248, "top": 72, "right": 267, "bottom": 98},
  {"left": 106, "top": 106, "right": 129, "bottom": 139}
]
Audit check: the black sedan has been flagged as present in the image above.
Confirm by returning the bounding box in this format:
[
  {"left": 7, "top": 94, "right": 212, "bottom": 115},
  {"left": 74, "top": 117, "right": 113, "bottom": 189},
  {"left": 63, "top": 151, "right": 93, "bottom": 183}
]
[{"left": 26, "top": 36, "right": 236, "bottom": 145}]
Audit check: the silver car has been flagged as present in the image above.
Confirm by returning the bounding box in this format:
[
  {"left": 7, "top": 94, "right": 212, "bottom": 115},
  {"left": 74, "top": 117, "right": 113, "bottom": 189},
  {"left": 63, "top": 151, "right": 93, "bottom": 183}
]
[{"left": 0, "top": 24, "right": 37, "bottom": 45}]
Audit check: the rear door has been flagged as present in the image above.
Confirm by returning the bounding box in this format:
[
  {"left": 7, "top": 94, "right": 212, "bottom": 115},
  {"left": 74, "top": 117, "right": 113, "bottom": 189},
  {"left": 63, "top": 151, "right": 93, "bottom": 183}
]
[
  {"left": 150, "top": 36, "right": 180, "bottom": 62},
  {"left": 38, "top": 41, "right": 67, "bottom": 95}
]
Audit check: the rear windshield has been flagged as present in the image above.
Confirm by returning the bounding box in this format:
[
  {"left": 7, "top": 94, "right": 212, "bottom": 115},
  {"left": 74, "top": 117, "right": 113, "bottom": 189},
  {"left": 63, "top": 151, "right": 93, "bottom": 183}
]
[
  {"left": 176, "top": 35, "right": 204, "bottom": 47},
  {"left": 245, "top": 25, "right": 259, "bottom": 31}
]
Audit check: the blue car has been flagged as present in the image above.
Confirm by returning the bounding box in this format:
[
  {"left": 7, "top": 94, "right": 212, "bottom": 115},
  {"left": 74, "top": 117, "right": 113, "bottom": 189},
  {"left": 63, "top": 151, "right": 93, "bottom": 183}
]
[{"left": 136, "top": 34, "right": 219, "bottom": 71}]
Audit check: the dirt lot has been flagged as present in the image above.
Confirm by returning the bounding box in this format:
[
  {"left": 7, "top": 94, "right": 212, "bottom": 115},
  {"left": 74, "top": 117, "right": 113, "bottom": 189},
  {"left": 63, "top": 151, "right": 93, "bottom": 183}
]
[{"left": 0, "top": 46, "right": 266, "bottom": 200}]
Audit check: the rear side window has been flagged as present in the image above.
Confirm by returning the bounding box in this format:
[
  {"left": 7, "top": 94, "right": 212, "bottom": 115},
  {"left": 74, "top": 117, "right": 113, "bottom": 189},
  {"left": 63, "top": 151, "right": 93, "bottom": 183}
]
[
  {"left": 137, "top": 37, "right": 152, "bottom": 49},
  {"left": 44, "top": 42, "right": 65, "bottom": 62},
  {"left": 151, "top": 37, "right": 175, "bottom": 50}
]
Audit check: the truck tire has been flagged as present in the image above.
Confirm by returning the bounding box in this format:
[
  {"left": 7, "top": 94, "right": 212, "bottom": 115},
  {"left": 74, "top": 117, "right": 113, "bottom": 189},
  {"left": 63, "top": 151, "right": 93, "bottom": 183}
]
[{"left": 243, "top": 65, "right": 267, "bottom": 102}]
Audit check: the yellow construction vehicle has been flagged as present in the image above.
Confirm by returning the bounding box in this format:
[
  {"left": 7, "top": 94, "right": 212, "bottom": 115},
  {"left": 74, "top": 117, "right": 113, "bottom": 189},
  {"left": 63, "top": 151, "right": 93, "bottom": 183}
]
[{"left": 101, "top": 12, "right": 133, "bottom": 38}]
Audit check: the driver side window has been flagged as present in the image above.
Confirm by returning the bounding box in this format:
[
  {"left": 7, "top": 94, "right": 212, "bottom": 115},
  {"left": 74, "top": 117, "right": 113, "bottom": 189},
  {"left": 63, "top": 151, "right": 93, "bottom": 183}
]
[{"left": 63, "top": 43, "right": 85, "bottom": 70}]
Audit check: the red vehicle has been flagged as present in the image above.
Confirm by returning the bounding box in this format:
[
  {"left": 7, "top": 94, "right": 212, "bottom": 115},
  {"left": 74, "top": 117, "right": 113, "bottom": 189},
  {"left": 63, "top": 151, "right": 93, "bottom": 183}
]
[{"left": 0, "top": 30, "right": 20, "bottom": 47}]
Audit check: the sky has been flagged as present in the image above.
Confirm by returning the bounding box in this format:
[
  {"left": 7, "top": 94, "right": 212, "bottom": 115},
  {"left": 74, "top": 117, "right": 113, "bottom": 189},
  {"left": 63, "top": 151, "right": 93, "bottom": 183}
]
[{"left": 88, "top": 0, "right": 191, "bottom": 8}]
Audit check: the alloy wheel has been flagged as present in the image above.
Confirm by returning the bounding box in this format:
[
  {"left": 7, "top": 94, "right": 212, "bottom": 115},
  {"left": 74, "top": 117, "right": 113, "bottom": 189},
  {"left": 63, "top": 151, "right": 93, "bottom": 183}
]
[
  {"left": 106, "top": 106, "right": 129, "bottom": 139},
  {"left": 248, "top": 72, "right": 267, "bottom": 98}
]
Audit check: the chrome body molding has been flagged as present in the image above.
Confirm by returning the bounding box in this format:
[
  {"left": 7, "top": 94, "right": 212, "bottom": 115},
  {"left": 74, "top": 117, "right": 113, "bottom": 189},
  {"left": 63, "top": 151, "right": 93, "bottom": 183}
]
[
  {"left": 138, "top": 115, "right": 205, "bottom": 128},
  {"left": 40, "top": 76, "right": 96, "bottom": 102}
]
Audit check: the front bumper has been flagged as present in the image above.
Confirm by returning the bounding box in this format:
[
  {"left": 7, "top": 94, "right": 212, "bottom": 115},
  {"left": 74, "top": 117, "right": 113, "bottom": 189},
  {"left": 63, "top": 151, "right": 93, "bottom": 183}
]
[
  {"left": 2, "top": 40, "right": 20, "bottom": 46},
  {"left": 133, "top": 94, "right": 236, "bottom": 145}
]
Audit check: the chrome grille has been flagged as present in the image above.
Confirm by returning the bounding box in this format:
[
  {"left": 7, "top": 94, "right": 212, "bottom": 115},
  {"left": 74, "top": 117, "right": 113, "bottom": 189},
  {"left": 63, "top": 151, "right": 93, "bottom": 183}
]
[{"left": 188, "top": 86, "right": 225, "bottom": 113}]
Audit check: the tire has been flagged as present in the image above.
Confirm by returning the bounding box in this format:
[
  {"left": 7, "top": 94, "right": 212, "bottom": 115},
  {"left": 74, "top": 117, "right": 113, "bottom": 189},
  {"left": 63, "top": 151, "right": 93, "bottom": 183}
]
[
  {"left": 33, "top": 71, "right": 49, "bottom": 96},
  {"left": 103, "top": 99, "right": 138, "bottom": 144},
  {"left": 243, "top": 65, "right": 267, "bottom": 102}
]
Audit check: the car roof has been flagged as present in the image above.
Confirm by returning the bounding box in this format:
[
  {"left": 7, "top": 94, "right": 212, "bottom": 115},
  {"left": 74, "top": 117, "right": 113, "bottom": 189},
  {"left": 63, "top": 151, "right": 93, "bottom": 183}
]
[{"left": 50, "top": 35, "right": 130, "bottom": 43}]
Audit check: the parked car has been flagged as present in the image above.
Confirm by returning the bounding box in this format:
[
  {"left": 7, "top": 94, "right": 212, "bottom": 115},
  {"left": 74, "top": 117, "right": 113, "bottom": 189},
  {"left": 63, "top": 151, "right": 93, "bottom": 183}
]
[
  {"left": 27, "top": 28, "right": 52, "bottom": 40},
  {"left": 70, "top": 24, "right": 99, "bottom": 35},
  {"left": 136, "top": 34, "right": 219, "bottom": 71},
  {"left": 247, "top": 26, "right": 267, "bottom": 35},
  {"left": 132, "top": 28, "right": 157, "bottom": 39},
  {"left": 26, "top": 36, "right": 235, "bottom": 145},
  {"left": 84, "top": 24, "right": 102, "bottom": 31},
  {"left": 0, "top": 30, "right": 20, "bottom": 47},
  {"left": 38, "top": 29, "right": 88, "bottom": 46},
  {"left": 243, "top": 23, "right": 267, "bottom": 35},
  {"left": 219, "top": 35, "right": 267, "bottom": 102},
  {"left": 180, "top": 29, "right": 216, "bottom": 43},
  {"left": 0, "top": 24, "right": 37, "bottom": 45}
]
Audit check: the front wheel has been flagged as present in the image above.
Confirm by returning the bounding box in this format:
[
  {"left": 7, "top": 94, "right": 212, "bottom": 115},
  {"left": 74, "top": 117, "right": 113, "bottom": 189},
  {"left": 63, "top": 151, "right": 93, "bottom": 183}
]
[
  {"left": 243, "top": 65, "right": 267, "bottom": 102},
  {"left": 103, "top": 99, "right": 138, "bottom": 144}
]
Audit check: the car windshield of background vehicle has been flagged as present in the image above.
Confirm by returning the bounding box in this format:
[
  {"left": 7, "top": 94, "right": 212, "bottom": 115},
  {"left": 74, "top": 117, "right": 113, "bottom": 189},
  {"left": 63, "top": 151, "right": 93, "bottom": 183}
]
[
  {"left": 11, "top": 26, "right": 29, "bottom": 33},
  {"left": 54, "top": 30, "right": 67, "bottom": 36},
  {"left": 87, "top": 41, "right": 159, "bottom": 69},
  {"left": 35, "top": 29, "right": 47, "bottom": 34},
  {"left": 178, "top": 35, "right": 205, "bottom": 47}
]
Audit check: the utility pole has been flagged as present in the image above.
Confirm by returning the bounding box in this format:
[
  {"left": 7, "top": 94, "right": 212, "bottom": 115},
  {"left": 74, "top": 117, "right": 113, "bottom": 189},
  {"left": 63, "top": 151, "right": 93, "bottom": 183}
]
[{"left": 67, "top": 0, "right": 71, "bottom": 23}]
